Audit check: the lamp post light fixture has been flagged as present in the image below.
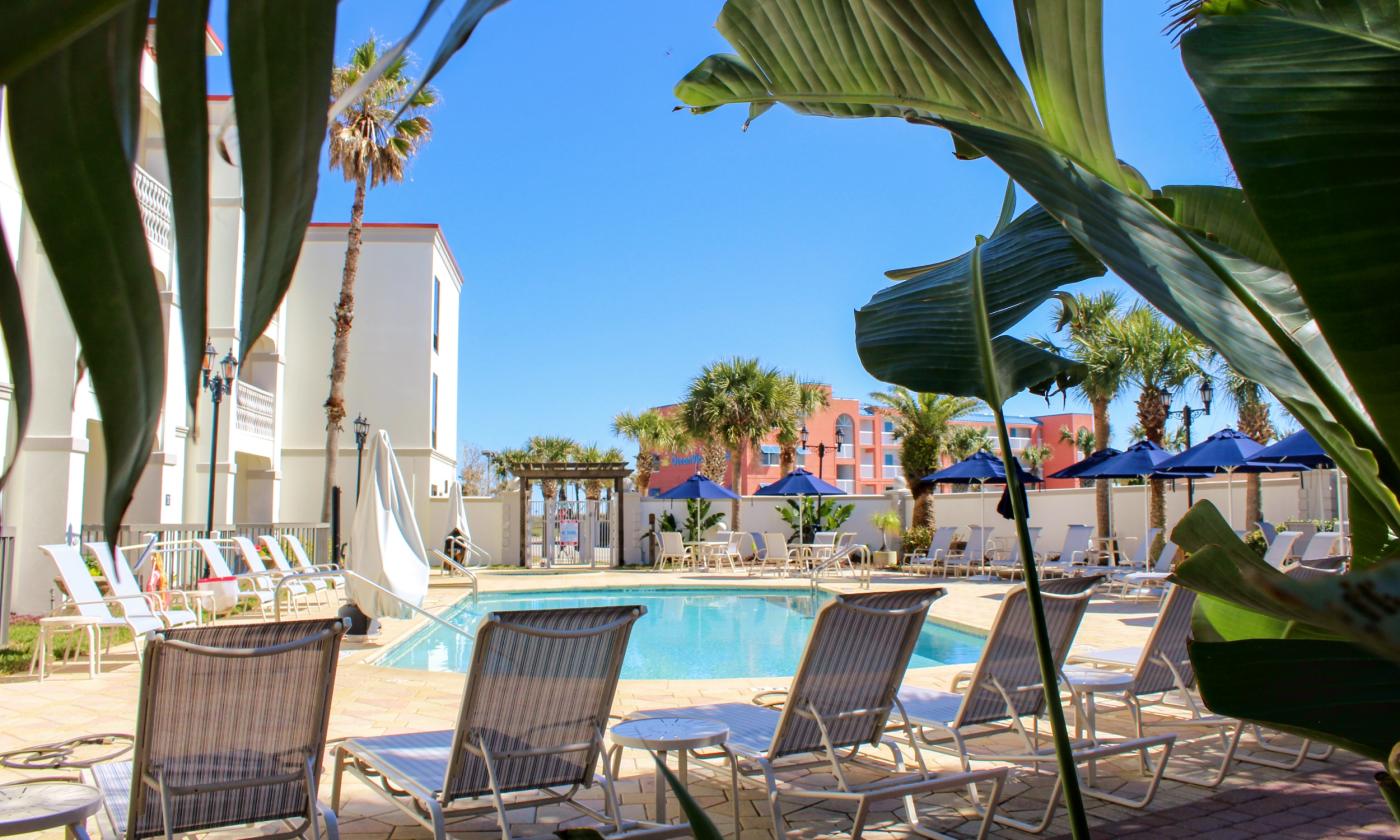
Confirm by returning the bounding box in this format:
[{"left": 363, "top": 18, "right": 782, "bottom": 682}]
[
  {"left": 799, "top": 423, "right": 846, "bottom": 480},
  {"left": 353, "top": 414, "right": 370, "bottom": 501},
  {"left": 1161, "top": 379, "right": 1214, "bottom": 505},
  {"left": 201, "top": 340, "right": 238, "bottom": 535}
]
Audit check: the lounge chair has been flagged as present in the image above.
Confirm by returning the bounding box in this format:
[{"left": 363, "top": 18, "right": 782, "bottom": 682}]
[
  {"left": 985, "top": 527, "right": 1041, "bottom": 580},
  {"left": 332, "top": 606, "right": 647, "bottom": 840},
  {"left": 88, "top": 618, "right": 347, "bottom": 839},
  {"left": 1256, "top": 520, "right": 1279, "bottom": 546},
  {"left": 894, "top": 576, "right": 1173, "bottom": 834},
  {"left": 654, "top": 531, "right": 692, "bottom": 571},
  {"left": 902, "top": 527, "right": 957, "bottom": 576},
  {"left": 629, "top": 589, "right": 1009, "bottom": 840},
  {"left": 1036, "top": 524, "right": 1094, "bottom": 578},
  {"left": 1069, "top": 585, "right": 1325, "bottom": 787},
  {"left": 1297, "top": 531, "right": 1343, "bottom": 564},
  {"left": 231, "top": 536, "right": 315, "bottom": 613},
  {"left": 38, "top": 543, "right": 168, "bottom": 666},
  {"left": 943, "top": 526, "right": 993, "bottom": 578},
  {"left": 86, "top": 542, "right": 201, "bottom": 629},
  {"left": 1261, "top": 531, "right": 1301, "bottom": 569},
  {"left": 262, "top": 535, "right": 339, "bottom": 605},
  {"left": 1117, "top": 528, "right": 1161, "bottom": 573},
  {"left": 1108, "top": 542, "right": 1179, "bottom": 600},
  {"left": 285, "top": 533, "right": 338, "bottom": 576},
  {"left": 194, "top": 538, "right": 279, "bottom": 617}
]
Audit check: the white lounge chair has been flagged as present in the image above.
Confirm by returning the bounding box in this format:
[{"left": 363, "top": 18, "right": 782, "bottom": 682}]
[
  {"left": 1118, "top": 528, "right": 1162, "bottom": 573},
  {"left": 231, "top": 535, "right": 316, "bottom": 613},
  {"left": 1261, "top": 531, "right": 1301, "bottom": 569},
  {"left": 194, "top": 538, "right": 279, "bottom": 617},
  {"left": 38, "top": 543, "right": 167, "bottom": 667},
  {"left": 630, "top": 589, "right": 1009, "bottom": 839},
  {"left": 86, "top": 542, "right": 201, "bottom": 629},
  {"left": 985, "top": 527, "right": 1041, "bottom": 580},
  {"left": 1109, "top": 542, "right": 1180, "bottom": 600},
  {"left": 1297, "top": 531, "right": 1342, "bottom": 564},
  {"left": 261, "top": 535, "right": 338, "bottom": 605},
  {"left": 1036, "top": 524, "right": 1095, "bottom": 578},
  {"left": 943, "top": 526, "right": 993, "bottom": 578},
  {"left": 902, "top": 527, "right": 957, "bottom": 576},
  {"left": 332, "top": 606, "right": 648, "bottom": 839},
  {"left": 895, "top": 576, "right": 1173, "bottom": 834},
  {"left": 654, "top": 531, "right": 692, "bottom": 571}
]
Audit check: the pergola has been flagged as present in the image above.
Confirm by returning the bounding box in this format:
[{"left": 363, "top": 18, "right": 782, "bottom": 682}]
[{"left": 510, "top": 462, "right": 632, "bottom": 567}]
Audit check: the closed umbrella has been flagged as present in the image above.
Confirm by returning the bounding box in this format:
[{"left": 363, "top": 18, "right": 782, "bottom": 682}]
[
  {"left": 755, "top": 467, "right": 844, "bottom": 544},
  {"left": 1155, "top": 428, "right": 1265, "bottom": 528},
  {"left": 347, "top": 430, "right": 429, "bottom": 621}
]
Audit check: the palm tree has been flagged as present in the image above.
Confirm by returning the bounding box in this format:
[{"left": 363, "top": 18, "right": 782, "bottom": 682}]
[
  {"left": 682, "top": 358, "right": 791, "bottom": 527},
  {"left": 612, "top": 409, "right": 683, "bottom": 497},
  {"left": 1021, "top": 443, "right": 1055, "bottom": 478},
  {"left": 320, "top": 39, "right": 438, "bottom": 517},
  {"left": 1217, "top": 360, "right": 1275, "bottom": 529},
  {"left": 574, "top": 443, "right": 626, "bottom": 501},
  {"left": 868, "top": 387, "right": 979, "bottom": 529},
  {"left": 524, "top": 435, "right": 578, "bottom": 503},
  {"left": 944, "top": 425, "right": 992, "bottom": 463},
  {"left": 1112, "top": 306, "right": 1207, "bottom": 554},
  {"left": 1042, "top": 291, "right": 1128, "bottom": 537},
  {"left": 1059, "top": 425, "right": 1095, "bottom": 458},
  {"left": 775, "top": 379, "right": 829, "bottom": 475}
]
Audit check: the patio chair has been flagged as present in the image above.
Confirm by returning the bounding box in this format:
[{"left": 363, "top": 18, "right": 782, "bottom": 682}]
[
  {"left": 39, "top": 543, "right": 167, "bottom": 663},
  {"left": 1069, "top": 585, "right": 1327, "bottom": 787},
  {"left": 753, "top": 532, "right": 804, "bottom": 577},
  {"left": 1108, "top": 542, "right": 1179, "bottom": 600},
  {"left": 811, "top": 532, "right": 862, "bottom": 579},
  {"left": 711, "top": 530, "right": 747, "bottom": 572},
  {"left": 654, "top": 531, "right": 692, "bottom": 571},
  {"left": 262, "top": 535, "right": 339, "bottom": 605},
  {"left": 1117, "top": 528, "right": 1161, "bottom": 573},
  {"left": 985, "top": 527, "right": 1041, "bottom": 580},
  {"left": 1036, "top": 524, "right": 1095, "bottom": 578},
  {"left": 629, "top": 589, "right": 1009, "bottom": 840},
  {"left": 942, "top": 526, "right": 993, "bottom": 578},
  {"left": 332, "top": 606, "right": 647, "bottom": 840},
  {"left": 88, "top": 618, "right": 347, "bottom": 839},
  {"left": 285, "top": 533, "right": 339, "bottom": 578},
  {"left": 231, "top": 536, "right": 318, "bottom": 613},
  {"left": 894, "top": 575, "right": 1174, "bottom": 834},
  {"left": 1297, "top": 531, "right": 1343, "bottom": 564},
  {"left": 902, "top": 527, "right": 958, "bottom": 577},
  {"left": 1256, "top": 520, "right": 1279, "bottom": 546},
  {"left": 86, "top": 542, "right": 201, "bottom": 629},
  {"left": 1261, "top": 531, "right": 1301, "bottom": 569},
  {"left": 1296, "top": 554, "right": 1348, "bottom": 572},
  {"left": 194, "top": 538, "right": 279, "bottom": 617}
]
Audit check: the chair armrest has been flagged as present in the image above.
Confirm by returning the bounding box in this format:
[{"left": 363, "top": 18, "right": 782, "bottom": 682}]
[{"left": 751, "top": 689, "right": 789, "bottom": 709}]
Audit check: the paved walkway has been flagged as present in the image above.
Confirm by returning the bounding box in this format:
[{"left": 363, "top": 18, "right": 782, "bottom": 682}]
[{"left": 0, "top": 569, "right": 1390, "bottom": 838}]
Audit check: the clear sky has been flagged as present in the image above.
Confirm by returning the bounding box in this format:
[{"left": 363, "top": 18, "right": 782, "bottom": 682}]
[{"left": 208, "top": 2, "right": 1266, "bottom": 461}]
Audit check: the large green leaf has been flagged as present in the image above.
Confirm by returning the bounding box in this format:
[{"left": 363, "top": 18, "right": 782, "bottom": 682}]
[
  {"left": 1190, "top": 638, "right": 1400, "bottom": 763},
  {"left": 855, "top": 200, "right": 1100, "bottom": 401},
  {"left": 1184, "top": 6, "right": 1400, "bottom": 481},
  {"left": 156, "top": 0, "right": 212, "bottom": 410},
  {"left": 227, "top": 0, "right": 337, "bottom": 364},
  {"left": 6, "top": 4, "right": 163, "bottom": 540},
  {"left": 0, "top": 237, "right": 31, "bottom": 489},
  {"left": 0, "top": 0, "right": 132, "bottom": 83},
  {"left": 1158, "top": 185, "right": 1283, "bottom": 271}
]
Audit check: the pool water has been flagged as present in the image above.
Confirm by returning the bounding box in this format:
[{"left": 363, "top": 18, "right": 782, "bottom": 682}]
[{"left": 375, "top": 587, "right": 984, "bottom": 680}]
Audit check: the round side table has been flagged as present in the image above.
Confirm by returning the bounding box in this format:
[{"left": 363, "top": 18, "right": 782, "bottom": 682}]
[
  {"left": 0, "top": 781, "right": 100, "bottom": 839},
  {"left": 1063, "top": 666, "right": 1135, "bottom": 786},
  {"left": 609, "top": 716, "right": 737, "bottom": 836}
]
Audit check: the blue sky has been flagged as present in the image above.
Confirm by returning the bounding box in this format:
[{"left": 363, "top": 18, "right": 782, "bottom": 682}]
[{"left": 209, "top": 2, "right": 1263, "bottom": 459}]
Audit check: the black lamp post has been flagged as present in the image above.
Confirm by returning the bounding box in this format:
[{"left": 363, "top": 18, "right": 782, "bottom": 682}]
[
  {"left": 353, "top": 414, "right": 370, "bottom": 501},
  {"left": 482, "top": 449, "right": 498, "bottom": 494},
  {"left": 799, "top": 423, "right": 846, "bottom": 480},
  {"left": 201, "top": 340, "right": 237, "bottom": 535},
  {"left": 1161, "top": 379, "right": 1214, "bottom": 505}
]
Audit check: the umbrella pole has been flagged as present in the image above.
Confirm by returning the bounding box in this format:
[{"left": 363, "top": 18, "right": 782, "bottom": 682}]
[{"left": 1227, "top": 470, "right": 1235, "bottom": 529}]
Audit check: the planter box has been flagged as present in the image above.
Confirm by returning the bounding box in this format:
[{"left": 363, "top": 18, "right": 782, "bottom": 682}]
[{"left": 873, "top": 550, "right": 898, "bottom": 568}]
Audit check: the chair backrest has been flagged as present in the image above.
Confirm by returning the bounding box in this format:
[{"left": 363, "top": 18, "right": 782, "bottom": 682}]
[
  {"left": 1257, "top": 520, "right": 1279, "bottom": 545},
  {"left": 812, "top": 531, "right": 837, "bottom": 547},
  {"left": 40, "top": 544, "right": 120, "bottom": 623},
  {"left": 194, "top": 538, "right": 235, "bottom": 579},
  {"left": 232, "top": 536, "right": 271, "bottom": 575},
  {"left": 1058, "top": 524, "right": 1094, "bottom": 560},
  {"left": 1131, "top": 529, "right": 1162, "bottom": 567},
  {"left": 442, "top": 606, "right": 643, "bottom": 801},
  {"left": 1153, "top": 541, "right": 1179, "bottom": 573},
  {"left": 1285, "top": 562, "right": 1344, "bottom": 582},
  {"left": 1286, "top": 521, "right": 1318, "bottom": 545},
  {"left": 283, "top": 534, "right": 317, "bottom": 569},
  {"left": 952, "top": 575, "right": 1100, "bottom": 727},
  {"left": 926, "top": 527, "right": 958, "bottom": 560},
  {"left": 1131, "top": 584, "right": 1198, "bottom": 695},
  {"left": 258, "top": 536, "right": 297, "bottom": 574},
  {"left": 83, "top": 543, "right": 163, "bottom": 628},
  {"left": 994, "top": 528, "right": 1041, "bottom": 566},
  {"left": 124, "top": 619, "right": 346, "bottom": 838},
  {"left": 1300, "top": 532, "right": 1342, "bottom": 562},
  {"left": 770, "top": 589, "right": 944, "bottom": 758},
  {"left": 764, "top": 532, "right": 791, "bottom": 558},
  {"left": 963, "top": 526, "right": 991, "bottom": 561},
  {"left": 1262, "top": 531, "right": 1301, "bottom": 569},
  {"left": 659, "top": 531, "right": 684, "bottom": 556}
]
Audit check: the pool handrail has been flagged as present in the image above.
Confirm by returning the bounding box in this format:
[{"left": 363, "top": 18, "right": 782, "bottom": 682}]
[
  {"left": 430, "top": 548, "right": 481, "bottom": 590},
  {"left": 273, "top": 569, "right": 475, "bottom": 641}
]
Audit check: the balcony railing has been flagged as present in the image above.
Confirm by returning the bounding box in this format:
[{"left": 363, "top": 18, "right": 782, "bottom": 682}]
[
  {"left": 234, "top": 381, "right": 275, "bottom": 439},
  {"left": 134, "top": 165, "right": 172, "bottom": 250},
  {"left": 859, "top": 431, "right": 873, "bottom": 445},
  {"left": 835, "top": 479, "right": 854, "bottom": 493},
  {"left": 881, "top": 434, "right": 897, "bottom": 446},
  {"left": 836, "top": 443, "right": 853, "bottom": 458},
  {"left": 859, "top": 464, "right": 875, "bottom": 479},
  {"left": 883, "top": 465, "right": 902, "bottom": 479}
]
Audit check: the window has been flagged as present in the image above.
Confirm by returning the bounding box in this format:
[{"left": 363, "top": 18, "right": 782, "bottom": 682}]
[
  {"left": 431, "top": 373, "right": 439, "bottom": 448},
  {"left": 432, "top": 277, "right": 441, "bottom": 352},
  {"left": 760, "top": 445, "right": 780, "bottom": 467},
  {"left": 1009, "top": 426, "right": 1031, "bottom": 439}
]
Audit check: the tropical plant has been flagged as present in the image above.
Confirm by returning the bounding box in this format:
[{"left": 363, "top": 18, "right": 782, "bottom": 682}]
[
  {"left": 320, "top": 38, "right": 437, "bottom": 518},
  {"left": 1043, "top": 291, "right": 1128, "bottom": 534},
  {"left": 901, "top": 524, "right": 933, "bottom": 556},
  {"left": 673, "top": 0, "right": 1400, "bottom": 811},
  {"left": 1217, "top": 359, "right": 1275, "bottom": 528},
  {"left": 1127, "top": 422, "right": 1190, "bottom": 453},
  {"left": 1059, "top": 425, "right": 1095, "bottom": 459},
  {"left": 868, "top": 386, "right": 978, "bottom": 530},
  {"left": 944, "top": 426, "right": 992, "bottom": 463},
  {"left": 574, "top": 443, "right": 626, "bottom": 501},
  {"left": 659, "top": 499, "right": 726, "bottom": 543},
  {"left": 682, "top": 357, "right": 792, "bottom": 527},
  {"left": 870, "top": 510, "right": 903, "bottom": 552},
  {"left": 1112, "top": 306, "right": 1208, "bottom": 553},
  {"left": 0, "top": 2, "right": 511, "bottom": 540},
  {"left": 612, "top": 410, "right": 684, "bottom": 497},
  {"left": 523, "top": 436, "right": 577, "bottom": 503},
  {"left": 1020, "top": 443, "right": 1054, "bottom": 478},
  {"left": 775, "top": 379, "right": 830, "bottom": 475},
  {"left": 778, "top": 497, "right": 855, "bottom": 543}
]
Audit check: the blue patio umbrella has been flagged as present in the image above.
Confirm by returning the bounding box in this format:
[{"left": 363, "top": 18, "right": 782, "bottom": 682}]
[
  {"left": 755, "top": 468, "right": 844, "bottom": 542},
  {"left": 656, "top": 473, "right": 739, "bottom": 542},
  {"left": 1252, "top": 429, "right": 1333, "bottom": 469},
  {"left": 920, "top": 451, "right": 1040, "bottom": 535},
  {"left": 1047, "top": 447, "right": 1122, "bottom": 480},
  {"left": 1076, "top": 440, "right": 1199, "bottom": 544},
  {"left": 1155, "top": 428, "right": 1266, "bottom": 527}
]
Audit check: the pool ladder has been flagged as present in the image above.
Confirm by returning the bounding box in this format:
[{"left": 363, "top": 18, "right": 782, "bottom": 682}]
[{"left": 273, "top": 569, "right": 475, "bottom": 641}]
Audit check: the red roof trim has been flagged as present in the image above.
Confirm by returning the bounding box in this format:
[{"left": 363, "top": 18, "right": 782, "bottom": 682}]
[
  {"left": 205, "top": 24, "right": 225, "bottom": 54},
  {"left": 207, "top": 94, "right": 233, "bottom": 102}
]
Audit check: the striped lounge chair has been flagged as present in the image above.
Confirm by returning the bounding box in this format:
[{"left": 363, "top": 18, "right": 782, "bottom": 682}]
[
  {"left": 87, "top": 618, "right": 348, "bottom": 838},
  {"left": 331, "top": 606, "right": 652, "bottom": 840},
  {"left": 895, "top": 576, "right": 1174, "bottom": 834},
  {"left": 628, "top": 588, "right": 1009, "bottom": 840}
]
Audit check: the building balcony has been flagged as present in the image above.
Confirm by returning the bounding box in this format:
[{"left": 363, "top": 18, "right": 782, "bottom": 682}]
[
  {"left": 836, "top": 443, "right": 853, "bottom": 459},
  {"left": 882, "top": 465, "right": 901, "bottom": 479},
  {"left": 234, "top": 381, "right": 275, "bottom": 440},
  {"left": 859, "top": 431, "right": 873, "bottom": 445},
  {"left": 134, "top": 165, "right": 172, "bottom": 251},
  {"left": 881, "top": 434, "right": 897, "bottom": 447},
  {"left": 859, "top": 465, "right": 874, "bottom": 479},
  {"left": 835, "top": 479, "right": 854, "bottom": 493}
]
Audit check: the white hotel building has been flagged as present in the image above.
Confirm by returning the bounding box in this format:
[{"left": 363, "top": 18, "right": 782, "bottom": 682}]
[{"left": 0, "top": 28, "right": 462, "bottom": 615}]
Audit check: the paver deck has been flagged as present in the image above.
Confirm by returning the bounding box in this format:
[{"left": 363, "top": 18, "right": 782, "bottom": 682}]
[{"left": 0, "top": 569, "right": 1389, "bottom": 838}]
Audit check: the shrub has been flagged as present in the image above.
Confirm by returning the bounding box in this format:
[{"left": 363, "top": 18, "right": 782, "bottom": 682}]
[{"left": 901, "top": 525, "right": 933, "bottom": 555}]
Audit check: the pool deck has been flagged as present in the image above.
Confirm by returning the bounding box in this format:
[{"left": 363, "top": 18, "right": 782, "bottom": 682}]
[{"left": 1, "top": 569, "right": 1389, "bottom": 838}]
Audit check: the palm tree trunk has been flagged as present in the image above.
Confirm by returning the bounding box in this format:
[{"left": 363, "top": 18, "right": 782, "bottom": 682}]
[
  {"left": 320, "top": 173, "right": 368, "bottom": 519},
  {"left": 913, "top": 485, "right": 935, "bottom": 530},
  {"left": 731, "top": 443, "right": 746, "bottom": 529},
  {"left": 1137, "top": 391, "right": 1168, "bottom": 558},
  {"left": 635, "top": 448, "right": 652, "bottom": 497},
  {"left": 779, "top": 443, "right": 796, "bottom": 476},
  {"left": 1245, "top": 473, "right": 1262, "bottom": 529},
  {"left": 1092, "top": 397, "right": 1111, "bottom": 538}
]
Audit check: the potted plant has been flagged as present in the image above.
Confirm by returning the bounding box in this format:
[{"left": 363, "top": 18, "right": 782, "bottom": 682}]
[{"left": 870, "top": 511, "right": 902, "bottom": 568}]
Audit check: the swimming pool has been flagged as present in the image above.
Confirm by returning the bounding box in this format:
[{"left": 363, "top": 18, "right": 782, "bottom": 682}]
[{"left": 375, "top": 587, "right": 984, "bottom": 680}]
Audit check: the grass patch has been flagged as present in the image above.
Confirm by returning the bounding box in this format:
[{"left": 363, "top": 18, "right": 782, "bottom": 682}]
[{"left": 0, "top": 619, "right": 135, "bottom": 675}]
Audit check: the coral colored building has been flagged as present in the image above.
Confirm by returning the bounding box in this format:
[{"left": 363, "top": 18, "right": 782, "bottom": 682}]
[{"left": 649, "top": 386, "right": 1092, "bottom": 496}]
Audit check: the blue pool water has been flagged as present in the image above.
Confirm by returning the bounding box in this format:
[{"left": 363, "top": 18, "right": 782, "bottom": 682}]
[{"left": 376, "top": 587, "right": 984, "bottom": 680}]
